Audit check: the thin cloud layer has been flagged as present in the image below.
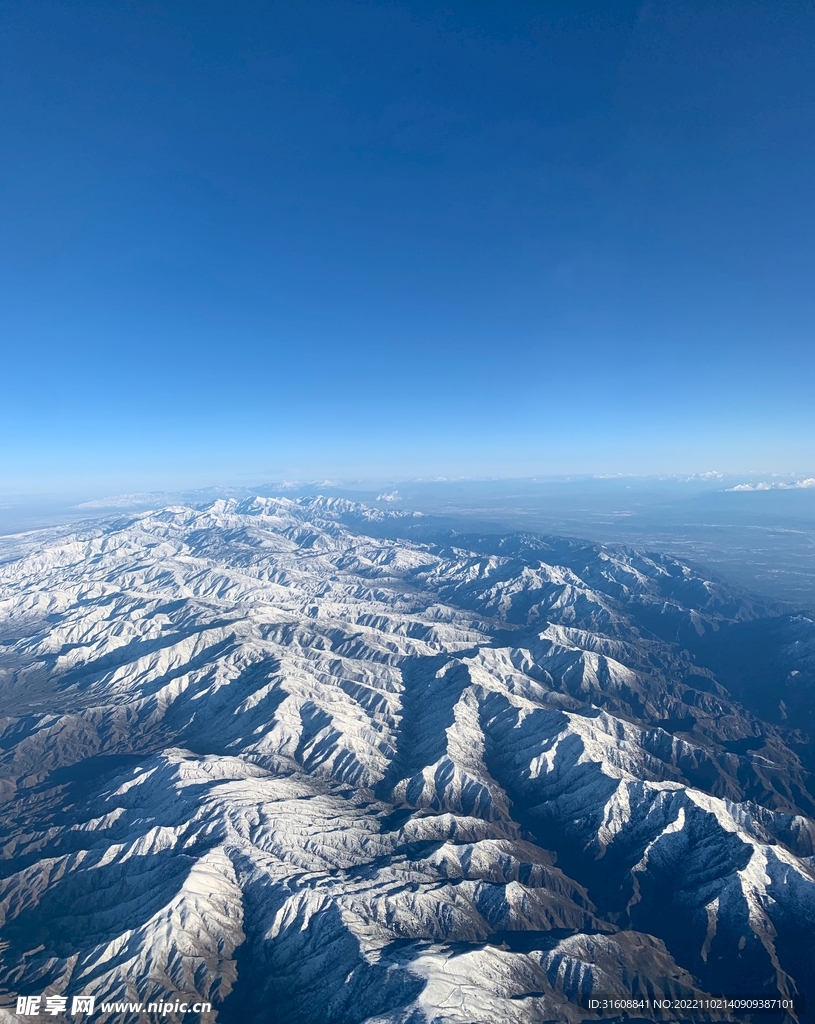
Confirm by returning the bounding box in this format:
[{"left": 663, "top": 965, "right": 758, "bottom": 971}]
[{"left": 729, "top": 478, "right": 815, "bottom": 491}]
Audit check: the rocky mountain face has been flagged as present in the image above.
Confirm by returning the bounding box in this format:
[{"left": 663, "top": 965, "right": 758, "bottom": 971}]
[{"left": 1, "top": 497, "right": 814, "bottom": 1023}]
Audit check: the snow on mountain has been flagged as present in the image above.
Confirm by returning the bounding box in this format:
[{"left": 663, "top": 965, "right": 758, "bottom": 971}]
[{"left": 1, "top": 496, "right": 814, "bottom": 1022}]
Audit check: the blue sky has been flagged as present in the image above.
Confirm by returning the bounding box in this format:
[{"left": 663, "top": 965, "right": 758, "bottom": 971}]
[{"left": 2, "top": 0, "right": 814, "bottom": 494}]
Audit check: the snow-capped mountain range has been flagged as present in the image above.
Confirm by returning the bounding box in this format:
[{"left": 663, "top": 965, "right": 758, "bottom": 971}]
[{"left": 1, "top": 497, "right": 814, "bottom": 1022}]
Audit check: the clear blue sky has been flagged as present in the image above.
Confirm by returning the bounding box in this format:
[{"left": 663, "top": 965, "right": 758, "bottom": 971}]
[{"left": 2, "top": 0, "right": 814, "bottom": 494}]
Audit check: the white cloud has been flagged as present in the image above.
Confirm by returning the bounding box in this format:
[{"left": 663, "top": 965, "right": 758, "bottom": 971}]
[{"left": 727, "top": 478, "right": 815, "bottom": 492}]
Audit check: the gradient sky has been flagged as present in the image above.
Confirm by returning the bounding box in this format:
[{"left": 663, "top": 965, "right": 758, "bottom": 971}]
[{"left": 2, "top": 0, "right": 814, "bottom": 494}]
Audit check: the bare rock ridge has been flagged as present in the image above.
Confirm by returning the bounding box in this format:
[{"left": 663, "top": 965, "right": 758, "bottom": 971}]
[{"left": 1, "top": 496, "right": 814, "bottom": 1022}]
